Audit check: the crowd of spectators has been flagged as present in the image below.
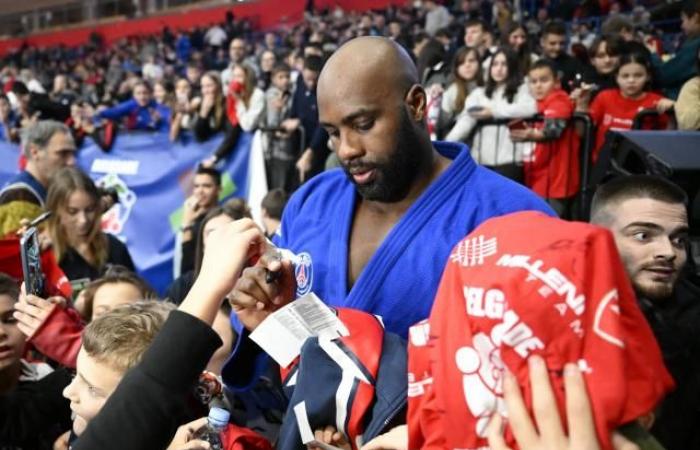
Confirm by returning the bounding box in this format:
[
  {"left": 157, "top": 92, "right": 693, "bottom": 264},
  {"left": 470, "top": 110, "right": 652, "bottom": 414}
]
[
  {"left": 0, "top": 1, "right": 699, "bottom": 450},
  {"left": 0, "top": 0, "right": 696, "bottom": 191}
]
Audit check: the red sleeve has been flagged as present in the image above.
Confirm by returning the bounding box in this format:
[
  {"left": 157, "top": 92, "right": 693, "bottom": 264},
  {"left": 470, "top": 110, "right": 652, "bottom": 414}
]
[
  {"left": 543, "top": 94, "right": 574, "bottom": 120},
  {"left": 643, "top": 93, "right": 669, "bottom": 129},
  {"left": 588, "top": 91, "right": 607, "bottom": 124},
  {"left": 28, "top": 306, "right": 84, "bottom": 368},
  {"left": 223, "top": 423, "right": 273, "bottom": 450},
  {"left": 407, "top": 324, "right": 447, "bottom": 450}
]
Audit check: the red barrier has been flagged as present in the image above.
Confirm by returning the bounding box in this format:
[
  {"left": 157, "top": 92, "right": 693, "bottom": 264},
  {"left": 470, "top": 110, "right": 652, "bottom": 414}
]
[{"left": 0, "top": 0, "right": 405, "bottom": 56}]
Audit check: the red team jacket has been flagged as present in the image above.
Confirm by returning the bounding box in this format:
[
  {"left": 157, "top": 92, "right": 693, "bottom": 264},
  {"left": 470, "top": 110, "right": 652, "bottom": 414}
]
[
  {"left": 407, "top": 211, "right": 673, "bottom": 450},
  {"left": 589, "top": 89, "right": 668, "bottom": 161},
  {"left": 524, "top": 89, "right": 580, "bottom": 199}
]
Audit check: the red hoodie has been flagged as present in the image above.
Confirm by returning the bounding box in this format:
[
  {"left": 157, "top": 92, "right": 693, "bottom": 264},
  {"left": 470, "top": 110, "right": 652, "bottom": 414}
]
[
  {"left": 524, "top": 89, "right": 580, "bottom": 199},
  {"left": 408, "top": 211, "right": 673, "bottom": 450}
]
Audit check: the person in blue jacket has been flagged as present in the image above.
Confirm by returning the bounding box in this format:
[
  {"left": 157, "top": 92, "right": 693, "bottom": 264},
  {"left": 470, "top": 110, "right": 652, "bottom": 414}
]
[
  {"left": 96, "top": 80, "right": 170, "bottom": 133},
  {"left": 223, "top": 37, "right": 554, "bottom": 391}
]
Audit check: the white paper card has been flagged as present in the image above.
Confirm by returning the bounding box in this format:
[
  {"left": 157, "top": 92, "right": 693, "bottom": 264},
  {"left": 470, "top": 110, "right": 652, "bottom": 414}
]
[{"left": 250, "top": 292, "right": 349, "bottom": 367}]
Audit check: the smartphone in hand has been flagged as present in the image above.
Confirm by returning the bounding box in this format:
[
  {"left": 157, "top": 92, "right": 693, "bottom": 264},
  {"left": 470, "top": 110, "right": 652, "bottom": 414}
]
[
  {"left": 508, "top": 118, "right": 527, "bottom": 131},
  {"left": 20, "top": 227, "right": 45, "bottom": 297}
]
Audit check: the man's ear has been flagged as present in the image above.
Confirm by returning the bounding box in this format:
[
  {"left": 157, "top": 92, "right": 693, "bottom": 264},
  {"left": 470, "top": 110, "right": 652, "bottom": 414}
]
[
  {"left": 405, "top": 84, "right": 427, "bottom": 122},
  {"left": 27, "top": 144, "right": 40, "bottom": 161}
]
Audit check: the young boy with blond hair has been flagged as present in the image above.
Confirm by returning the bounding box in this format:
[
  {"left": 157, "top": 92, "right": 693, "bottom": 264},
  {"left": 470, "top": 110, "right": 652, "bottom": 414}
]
[{"left": 62, "top": 301, "right": 174, "bottom": 437}]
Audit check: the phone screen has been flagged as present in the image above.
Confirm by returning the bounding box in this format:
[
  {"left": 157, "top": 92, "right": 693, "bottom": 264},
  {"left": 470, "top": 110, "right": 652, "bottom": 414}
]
[{"left": 20, "top": 227, "right": 44, "bottom": 297}]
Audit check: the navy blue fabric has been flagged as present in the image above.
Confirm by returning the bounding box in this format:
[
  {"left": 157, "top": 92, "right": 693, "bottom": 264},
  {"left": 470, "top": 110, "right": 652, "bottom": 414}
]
[
  {"left": 0, "top": 170, "right": 47, "bottom": 205},
  {"left": 276, "top": 330, "right": 407, "bottom": 450}
]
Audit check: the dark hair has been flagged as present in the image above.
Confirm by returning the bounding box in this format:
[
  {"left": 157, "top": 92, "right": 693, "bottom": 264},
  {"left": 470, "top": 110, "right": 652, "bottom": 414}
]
[
  {"left": 81, "top": 265, "right": 156, "bottom": 320},
  {"left": 485, "top": 48, "right": 522, "bottom": 103},
  {"left": 542, "top": 19, "right": 567, "bottom": 37},
  {"left": 416, "top": 39, "right": 446, "bottom": 81},
  {"left": 133, "top": 79, "right": 152, "bottom": 93},
  {"left": 601, "top": 16, "right": 634, "bottom": 36},
  {"left": 435, "top": 28, "right": 451, "bottom": 40},
  {"left": 504, "top": 22, "right": 534, "bottom": 73},
  {"left": 616, "top": 51, "right": 654, "bottom": 91},
  {"left": 413, "top": 31, "right": 430, "bottom": 47},
  {"left": 195, "top": 165, "right": 221, "bottom": 186},
  {"left": 451, "top": 47, "right": 483, "bottom": 112},
  {"left": 271, "top": 63, "right": 291, "bottom": 77},
  {"left": 303, "top": 55, "right": 324, "bottom": 73},
  {"left": 589, "top": 35, "right": 624, "bottom": 60},
  {"left": 590, "top": 175, "right": 688, "bottom": 224},
  {"left": 465, "top": 18, "right": 488, "bottom": 32},
  {"left": 0, "top": 273, "right": 19, "bottom": 301},
  {"left": 681, "top": 0, "right": 700, "bottom": 18},
  {"left": 11, "top": 81, "right": 29, "bottom": 96},
  {"left": 261, "top": 189, "right": 289, "bottom": 220},
  {"left": 193, "top": 202, "right": 252, "bottom": 276},
  {"left": 529, "top": 59, "right": 558, "bottom": 78}
]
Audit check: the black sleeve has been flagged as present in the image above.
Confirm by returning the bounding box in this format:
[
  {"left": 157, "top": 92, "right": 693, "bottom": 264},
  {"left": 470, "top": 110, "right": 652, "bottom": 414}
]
[
  {"left": 107, "top": 234, "right": 136, "bottom": 272},
  {"left": 73, "top": 311, "right": 222, "bottom": 450},
  {"left": 193, "top": 113, "right": 216, "bottom": 142},
  {"left": 180, "top": 239, "right": 196, "bottom": 274},
  {"left": 212, "top": 121, "right": 242, "bottom": 161},
  {"left": 0, "top": 368, "right": 73, "bottom": 447},
  {"left": 180, "top": 216, "right": 203, "bottom": 275}
]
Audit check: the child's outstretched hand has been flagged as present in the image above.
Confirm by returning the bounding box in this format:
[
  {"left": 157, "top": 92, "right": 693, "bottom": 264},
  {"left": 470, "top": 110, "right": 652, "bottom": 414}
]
[{"left": 655, "top": 98, "right": 674, "bottom": 113}]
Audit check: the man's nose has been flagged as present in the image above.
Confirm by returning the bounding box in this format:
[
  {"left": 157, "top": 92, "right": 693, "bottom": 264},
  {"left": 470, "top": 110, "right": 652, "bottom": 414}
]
[
  {"left": 653, "top": 238, "right": 677, "bottom": 261},
  {"left": 336, "top": 131, "right": 363, "bottom": 162}
]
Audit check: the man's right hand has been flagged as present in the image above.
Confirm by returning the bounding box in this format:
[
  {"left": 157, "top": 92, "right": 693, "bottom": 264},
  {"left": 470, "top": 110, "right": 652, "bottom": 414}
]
[
  {"left": 182, "top": 195, "right": 203, "bottom": 228},
  {"left": 228, "top": 250, "right": 296, "bottom": 330}
]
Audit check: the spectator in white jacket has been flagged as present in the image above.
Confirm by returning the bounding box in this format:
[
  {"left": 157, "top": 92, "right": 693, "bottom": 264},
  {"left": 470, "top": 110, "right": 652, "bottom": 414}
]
[
  {"left": 445, "top": 48, "right": 537, "bottom": 182},
  {"left": 438, "top": 46, "right": 483, "bottom": 136}
]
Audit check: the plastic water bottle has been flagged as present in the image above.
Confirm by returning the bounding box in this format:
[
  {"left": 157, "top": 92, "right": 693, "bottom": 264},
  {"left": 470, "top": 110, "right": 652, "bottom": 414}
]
[{"left": 193, "top": 407, "right": 229, "bottom": 450}]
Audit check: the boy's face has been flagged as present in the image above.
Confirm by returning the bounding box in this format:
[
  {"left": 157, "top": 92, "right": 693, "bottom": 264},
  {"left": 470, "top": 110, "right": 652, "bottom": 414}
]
[
  {"left": 528, "top": 67, "right": 558, "bottom": 100},
  {"left": 0, "top": 294, "right": 24, "bottom": 372},
  {"left": 91, "top": 282, "right": 143, "bottom": 320},
  {"left": 272, "top": 71, "right": 290, "bottom": 91},
  {"left": 541, "top": 33, "right": 566, "bottom": 59},
  {"left": 681, "top": 12, "right": 700, "bottom": 36},
  {"left": 62, "top": 348, "right": 123, "bottom": 435}
]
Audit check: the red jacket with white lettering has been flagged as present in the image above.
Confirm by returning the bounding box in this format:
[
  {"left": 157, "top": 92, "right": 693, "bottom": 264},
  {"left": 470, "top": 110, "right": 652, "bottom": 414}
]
[{"left": 407, "top": 211, "right": 673, "bottom": 450}]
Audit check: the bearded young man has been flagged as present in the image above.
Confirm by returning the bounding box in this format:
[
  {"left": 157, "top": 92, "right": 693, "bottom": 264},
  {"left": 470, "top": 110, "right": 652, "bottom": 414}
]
[{"left": 590, "top": 175, "right": 700, "bottom": 450}]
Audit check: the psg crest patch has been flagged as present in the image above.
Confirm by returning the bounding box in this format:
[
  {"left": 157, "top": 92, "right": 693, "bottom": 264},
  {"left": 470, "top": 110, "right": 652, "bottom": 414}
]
[{"left": 295, "top": 252, "right": 313, "bottom": 296}]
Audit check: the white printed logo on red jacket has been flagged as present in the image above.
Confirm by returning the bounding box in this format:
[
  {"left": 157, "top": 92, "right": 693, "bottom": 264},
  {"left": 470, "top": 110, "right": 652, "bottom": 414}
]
[
  {"left": 593, "top": 289, "right": 624, "bottom": 348},
  {"left": 455, "top": 331, "right": 505, "bottom": 437},
  {"left": 450, "top": 235, "right": 498, "bottom": 267}
]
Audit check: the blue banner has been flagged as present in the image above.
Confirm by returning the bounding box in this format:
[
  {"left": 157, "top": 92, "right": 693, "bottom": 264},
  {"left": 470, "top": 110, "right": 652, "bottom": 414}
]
[{"left": 0, "top": 131, "right": 253, "bottom": 294}]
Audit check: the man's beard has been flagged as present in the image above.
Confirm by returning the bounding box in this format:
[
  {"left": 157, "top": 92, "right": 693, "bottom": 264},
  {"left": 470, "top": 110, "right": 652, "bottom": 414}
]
[
  {"left": 633, "top": 278, "right": 675, "bottom": 302},
  {"left": 341, "top": 109, "right": 429, "bottom": 203}
]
